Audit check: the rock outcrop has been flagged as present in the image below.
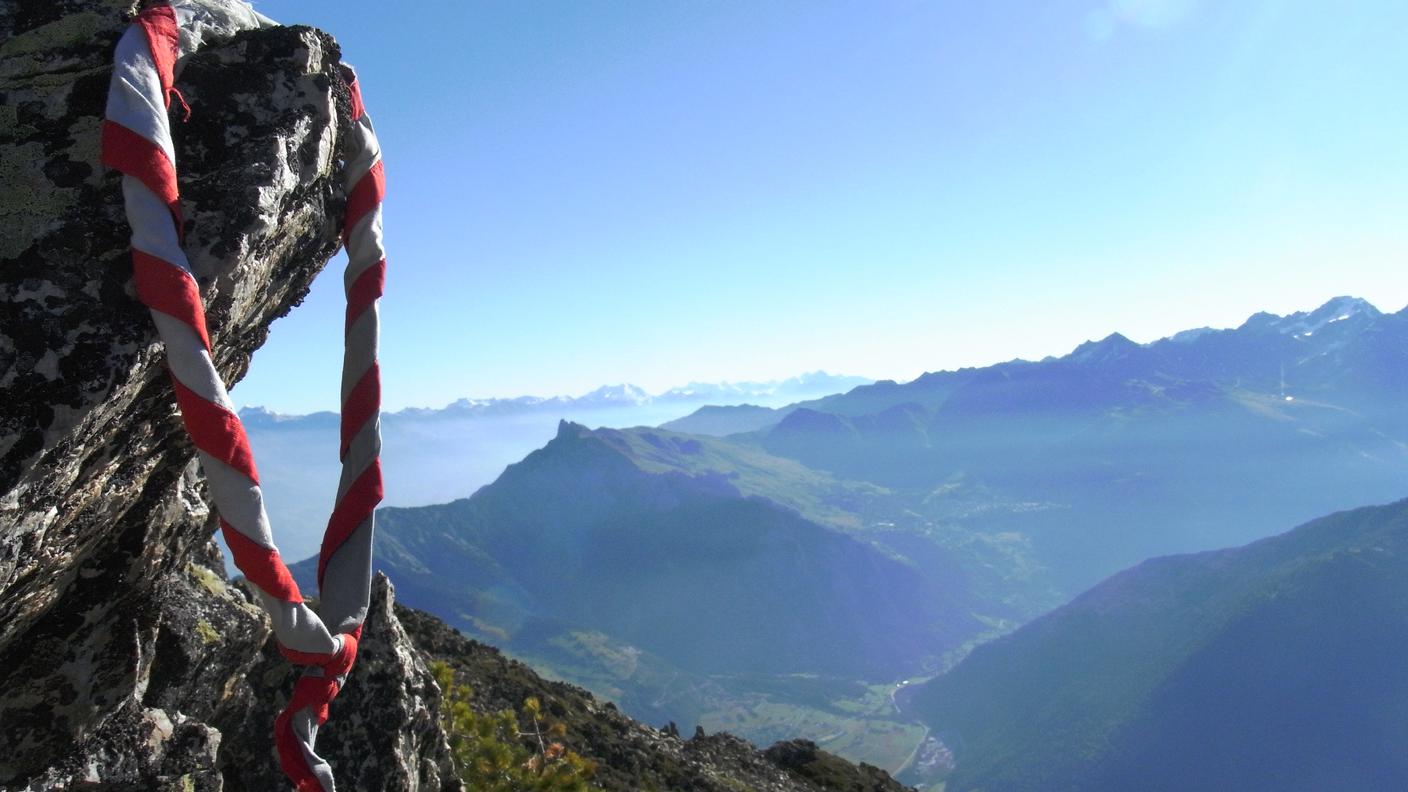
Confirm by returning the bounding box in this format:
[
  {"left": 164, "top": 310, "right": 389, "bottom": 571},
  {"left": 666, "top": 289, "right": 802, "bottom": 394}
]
[
  {"left": 216, "top": 575, "right": 459, "bottom": 792},
  {"left": 1, "top": 2, "right": 915, "bottom": 791},
  {"left": 1, "top": 0, "right": 365, "bottom": 788}
]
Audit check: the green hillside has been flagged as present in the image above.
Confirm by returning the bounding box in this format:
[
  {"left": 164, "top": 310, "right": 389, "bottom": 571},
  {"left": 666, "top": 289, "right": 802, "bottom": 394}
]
[
  {"left": 348, "top": 420, "right": 980, "bottom": 676},
  {"left": 905, "top": 498, "right": 1408, "bottom": 791}
]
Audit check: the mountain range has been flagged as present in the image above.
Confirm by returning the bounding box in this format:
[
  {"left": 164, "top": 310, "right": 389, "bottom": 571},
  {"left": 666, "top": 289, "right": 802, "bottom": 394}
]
[
  {"left": 287, "top": 296, "right": 1408, "bottom": 773},
  {"left": 242, "top": 371, "right": 872, "bottom": 426},
  {"left": 668, "top": 295, "right": 1405, "bottom": 435},
  {"left": 732, "top": 296, "right": 1408, "bottom": 592},
  {"left": 239, "top": 371, "right": 871, "bottom": 561}
]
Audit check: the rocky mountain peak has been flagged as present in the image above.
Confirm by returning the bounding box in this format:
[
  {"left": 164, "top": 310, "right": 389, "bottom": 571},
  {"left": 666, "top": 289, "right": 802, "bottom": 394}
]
[
  {"left": 1237, "top": 295, "right": 1382, "bottom": 337},
  {"left": 1295, "top": 295, "right": 1381, "bottom": 331},
  {"left": 582, "top": 382, "right": 652, "bottom": 404},
  {"left": 1068, "top": 331, "right": 1139, "bottom": 364}
]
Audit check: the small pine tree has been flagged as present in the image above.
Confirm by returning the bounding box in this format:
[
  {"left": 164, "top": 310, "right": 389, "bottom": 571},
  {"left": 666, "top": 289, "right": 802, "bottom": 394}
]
[{"left": 431, "top": 660, "right": 601, "bottom": 791}]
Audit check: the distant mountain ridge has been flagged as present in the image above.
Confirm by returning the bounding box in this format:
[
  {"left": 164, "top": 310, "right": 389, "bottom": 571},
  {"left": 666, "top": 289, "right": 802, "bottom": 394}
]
[
  {"left": 240, "top": 370, "right": 872, "bottom": 426},
  {"left": 667, "top": 296, "right": 1404, "bottom": 434},
  {"left": 237, "top": 371, "right": 872, "bottom": 561},
  {"left": 722, "top": 296, "right": 1408, "bottom": 590}
]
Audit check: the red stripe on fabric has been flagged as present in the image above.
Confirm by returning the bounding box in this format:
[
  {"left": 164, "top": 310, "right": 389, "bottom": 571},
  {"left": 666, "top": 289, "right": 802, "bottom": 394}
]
[
  {"left": 273, "top": 630, "right": 358, "bottom": 788},
  {"left": 100, "top": 120, "right": 182, "bottom": 228},
  {"left": 325, "top": 632, "right": 359, "bottom": 676},
  {"left": 279, "top": 644, "right": 337, "bottom": 667},
  {"left": 170, "top": 377, "right": 259, "bottom": 482},
  {"left": 344, "top": 160, "right": 384, "bottom": 235},
  {"left": 280, "top": 629, "right": 359, "bottom": 672},
  {"left": 339, "top": 363, "right": 380, "bottom": 459},
  {"left": 135, "top": 3, "right": 180, "bottom": 110},
  {"left": 276, "top": 675, "right": 341, "bottom": 791},
  {"left": 344, "top": 260, "right": 386, "bottom": 334},
  {"left": 343, "top": 66, "right": 366, "bottom": 121},
  {"left": 220, "top": 518, "right": 302, "bottom": 602},
  {"left": 133, "top": 250, "right": 210, "bottom": 350},
  {"left": 317, "top": 460, "right": 384, "bottom": 589}
]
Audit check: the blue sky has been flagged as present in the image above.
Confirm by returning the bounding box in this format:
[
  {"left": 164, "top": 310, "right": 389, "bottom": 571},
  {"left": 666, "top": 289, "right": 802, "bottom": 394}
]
[{"left": 238, "top": 0, "right": 1408, "bottom": 412}]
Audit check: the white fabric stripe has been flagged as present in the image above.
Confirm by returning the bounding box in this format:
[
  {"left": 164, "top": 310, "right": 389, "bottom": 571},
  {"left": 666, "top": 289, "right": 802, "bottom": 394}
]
[
  {"left": 248, "top": 582, "right": 339, "bottom": 655},
  {"left": 318, "top": 517, "right": 374, "bottom": 633},
  {"left": 324, "top": 95, "right": 386, "bottom": 658},
  {"left": 107, "top": 27, "right": 177, "bottom": 166},
  {"left": 293, "top": 707, "right": 336, "bottom": 792},
  {"left": 336, "top": 417, "right": 382, "bottom": 503},
  {"left": 339, "top": 304, "right": 379, "bottom": 402},
  {"left": 149, "top": 312, "right": 239, "bottom": 414},
  {"left": 341, "top": 121, "right": 380, "bottom": 188},
  {"left": 343, "top": 209, "right": 385, "bottom": 283},
  {"left": 197, "top": 451, "right": 275, "bottom": 547},
  {"left": 122, "top": 177, "right": 192, "bottom": 274},
  {"left": 172, "top": 1, "right": 279, "bottom": 58}
]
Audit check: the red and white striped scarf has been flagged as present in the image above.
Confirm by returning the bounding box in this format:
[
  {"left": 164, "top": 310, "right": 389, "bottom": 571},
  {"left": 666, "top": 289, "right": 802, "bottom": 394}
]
[{"left": 101, "top": 4, "right": 386, "bottom": 789}]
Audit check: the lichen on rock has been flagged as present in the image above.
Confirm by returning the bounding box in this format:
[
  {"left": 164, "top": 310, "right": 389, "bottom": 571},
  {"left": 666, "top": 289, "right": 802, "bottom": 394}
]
[
  {"left": 215, "top": 575, "right": 460, "bottom": 792},
  {"left": 0, "top": 1, "right": 359, "bottom": 788}
]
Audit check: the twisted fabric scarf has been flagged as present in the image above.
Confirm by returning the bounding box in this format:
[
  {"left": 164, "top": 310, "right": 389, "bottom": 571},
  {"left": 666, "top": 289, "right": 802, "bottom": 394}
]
[{"left": 101, "top": 4, "right": 386, "bottom": 790}]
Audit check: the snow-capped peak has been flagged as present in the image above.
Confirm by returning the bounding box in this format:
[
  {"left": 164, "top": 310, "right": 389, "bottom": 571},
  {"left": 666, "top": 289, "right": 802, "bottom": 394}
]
[
  {"left": 1274, "top": 296, "right": 1380, "bottom": 337},
  {"left": 580, "top": 383, "right": 652, "bottom": 405}
]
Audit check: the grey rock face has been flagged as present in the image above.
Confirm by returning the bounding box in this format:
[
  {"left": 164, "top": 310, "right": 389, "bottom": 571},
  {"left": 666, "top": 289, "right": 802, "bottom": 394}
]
[
  {"left": 214, "top": 575, "right": 460, "bottom": 792},
  {"left": 0, "top": 2, "right": 437, "bottom": 789}
]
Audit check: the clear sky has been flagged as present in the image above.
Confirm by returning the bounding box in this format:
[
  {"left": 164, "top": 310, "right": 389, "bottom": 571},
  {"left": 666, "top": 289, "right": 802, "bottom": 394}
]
[{"left": 236, "top": 0, "right": 1408, "bottom": 413}]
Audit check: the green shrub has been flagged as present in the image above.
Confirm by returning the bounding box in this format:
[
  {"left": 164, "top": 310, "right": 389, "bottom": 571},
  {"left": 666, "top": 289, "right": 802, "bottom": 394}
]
[{"left": 431, "top": 661, "right": 602, "bottom": 791}]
